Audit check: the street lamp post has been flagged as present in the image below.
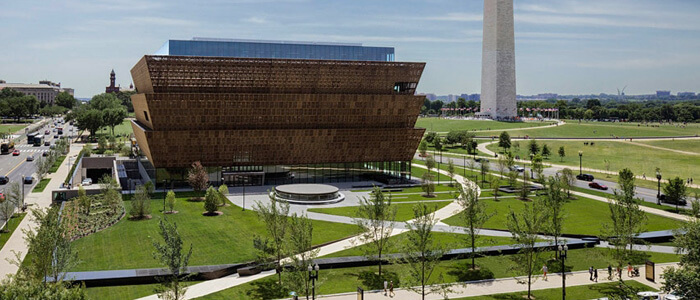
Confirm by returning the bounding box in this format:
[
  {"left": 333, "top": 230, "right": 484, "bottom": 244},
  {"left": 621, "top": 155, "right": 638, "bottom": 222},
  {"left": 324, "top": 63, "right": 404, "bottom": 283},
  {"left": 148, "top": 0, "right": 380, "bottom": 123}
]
[
  {"left": 578, "top": 151, "right": 583, "bottom": 175},
  {"left": 529, "top": 154, "right": 534, "bottom": 179},
  {"left": 656, "top": 171, "right": 662, "bottom": 205},
  {"left": 307, "top": 264, "right": 319, "bottom": 300},
  {"left": 558, "top": 244, "right": 569, "bottom": 300},
  {"left": 21, "top": 174, "right": 25, "bottom": 208}
]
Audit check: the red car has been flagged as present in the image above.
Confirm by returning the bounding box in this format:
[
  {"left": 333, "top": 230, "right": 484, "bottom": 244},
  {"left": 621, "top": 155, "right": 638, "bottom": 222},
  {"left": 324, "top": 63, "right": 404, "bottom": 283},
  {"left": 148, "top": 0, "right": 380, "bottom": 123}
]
[
  {"left": 12, "top": 149, "right": 20, "bottom": 156},
  {"left": 0, "top": 193, "right": 4, "bottom": 202},
  {"left": 589, "top": 182, "right": 608, "bottom": 190}
]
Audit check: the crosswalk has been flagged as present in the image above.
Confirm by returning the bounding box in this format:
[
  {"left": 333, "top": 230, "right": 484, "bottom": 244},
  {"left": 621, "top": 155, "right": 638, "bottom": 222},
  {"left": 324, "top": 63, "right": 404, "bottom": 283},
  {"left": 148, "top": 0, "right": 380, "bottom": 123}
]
[{"left": 13, "top": 144, "right": 49, "bottom": 153}]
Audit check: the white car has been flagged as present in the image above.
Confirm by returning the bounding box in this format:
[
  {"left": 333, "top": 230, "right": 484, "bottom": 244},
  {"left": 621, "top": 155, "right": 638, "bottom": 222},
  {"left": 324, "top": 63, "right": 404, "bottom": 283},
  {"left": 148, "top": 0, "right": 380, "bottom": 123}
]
[
  {"left": 510, "top": 165, "right": 525, "bottom": 172},
  {"left": 637, "top": 291, "right": 660, "bottom": 300},
  {"left": 664, "top": 292, "right": 682, "bottom": 300},
  {"left": 81, "top": 178, "right": 93, "bottom": 186}
]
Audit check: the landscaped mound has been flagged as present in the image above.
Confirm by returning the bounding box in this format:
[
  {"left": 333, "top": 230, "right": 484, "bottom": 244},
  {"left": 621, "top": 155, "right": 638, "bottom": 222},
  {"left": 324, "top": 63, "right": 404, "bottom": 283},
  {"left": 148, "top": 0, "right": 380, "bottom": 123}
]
[{"left": 63, "top": 193, "right": 125, "bottom": 241}]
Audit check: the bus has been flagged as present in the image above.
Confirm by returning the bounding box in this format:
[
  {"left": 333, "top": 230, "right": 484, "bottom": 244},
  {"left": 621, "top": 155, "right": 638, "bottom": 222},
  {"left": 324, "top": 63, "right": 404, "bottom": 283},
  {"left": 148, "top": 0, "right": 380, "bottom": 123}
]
[
  {"left": 27, "top": 132, "right": 37, "bottom": 144},
  {"left": 33, "top": 135, "right": 44, "bottom": 146},
  {"left": 1, "top": 140, "right": 14, "bottom": 154}
]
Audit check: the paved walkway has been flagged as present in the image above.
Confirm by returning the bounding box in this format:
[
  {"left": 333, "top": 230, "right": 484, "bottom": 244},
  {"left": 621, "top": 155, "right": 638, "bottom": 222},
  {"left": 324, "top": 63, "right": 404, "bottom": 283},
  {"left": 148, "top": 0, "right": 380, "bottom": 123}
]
[
  {"left": 433, "top": 120, "right": 565, "bottom": 135},
  {"left": 312, "top": 263, "right": 678, "bottom": 300},
  {"left": 0, "top": 143, "right": 82, "bottom": 280},
  {"left": 625, "top": 140, "right": 699, "bottom": 156},
  {"left": 596, "top": 241, "right": 681, "bottom": 255}
]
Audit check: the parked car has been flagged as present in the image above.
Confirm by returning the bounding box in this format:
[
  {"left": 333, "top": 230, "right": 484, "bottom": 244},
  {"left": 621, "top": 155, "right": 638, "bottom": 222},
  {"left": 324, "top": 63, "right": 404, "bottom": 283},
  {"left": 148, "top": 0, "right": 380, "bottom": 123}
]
[
  {"left": 475, "top": 158, "right": 490, "bottom": 163},
  {"left": 0, "top": 176, "right": 9, "bottom": 184},
  {"left": 510, "top": 165, "right": 525, "bottom": 172},
  {"left": 81, "top": 178, "right": 93, "bottom": 186},
  {"left": 665, "top": 292, "right": 682, "bottom": 300},
  {"left": 12, "top": 149, "right": 20, "bottom": 156},
  {"left": 589, "top": 182, "right": 608, "bottom": 190},
  {"left": 24, "top": 176, "right": 33, "bottom": 184},
  {"left": 44, "top": 130, "right": 50, "bottom": 134},
  {"left": 576, "top": 174, "right": 595, "bottom": 181},
  {"left": 637, "top": 291, "right": 660, "bottom": 300},
  {"left": 53, "top": 134, "right": 59, "bottom": 139},
  {"left": 26, "top": 155, "right": 34, "bottom": 161}
]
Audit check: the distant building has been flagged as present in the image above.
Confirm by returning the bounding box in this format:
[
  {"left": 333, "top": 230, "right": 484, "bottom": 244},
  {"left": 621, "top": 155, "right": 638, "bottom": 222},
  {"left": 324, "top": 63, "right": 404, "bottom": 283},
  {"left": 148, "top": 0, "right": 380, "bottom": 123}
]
[
  {"left": 656, "top": 91, "right": 671, "bottom": 98},
  {"left": 537, "top": 93, "right": 558, "bottom": 99},
  {"left": 105, "top": 69, "right": 120, "bottom": 94},
  {"left": 468, "top": 94, "right": 481, "bottom": 102},
  {"left": 424, "top": 93, "right": 437, "bottom": 101},
  {"left": 0, "top": 80, "right": 73, "bottom": 105},
  {"left": 677, "top": 92, "right": 696, "bottom": 98}
]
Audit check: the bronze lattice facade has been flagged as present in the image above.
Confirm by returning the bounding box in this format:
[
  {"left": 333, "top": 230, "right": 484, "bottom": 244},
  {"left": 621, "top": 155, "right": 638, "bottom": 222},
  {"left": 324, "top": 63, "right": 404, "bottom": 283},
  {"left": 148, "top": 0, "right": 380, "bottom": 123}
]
[{"left": 130, "top": 55, "right": 425, "bottom": 182}]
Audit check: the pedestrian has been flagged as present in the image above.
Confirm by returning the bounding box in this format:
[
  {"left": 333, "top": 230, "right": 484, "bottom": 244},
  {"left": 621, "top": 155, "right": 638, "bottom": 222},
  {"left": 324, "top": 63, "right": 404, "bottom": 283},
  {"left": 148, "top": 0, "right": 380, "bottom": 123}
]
[
  {"left": 627, "top": 263, "right": 633, "bottom": 277},
  {"left": 389, "top": 280, "right": 394, "bottom": 297},
  {"left": 541, "top": 264, "right": 548, "bottom": 280},
  {"left": 594, "top": 268, "right": 598, "bottom": 282},
  {"left": 589, "top": 266, "right": 594, "bottom": 281},
  {"left": 607, "top": 264, "right": 613, "bottom": 280},
  {"left": 642, "top": 173, "right": 646, "bottom": 180},
  {"left": 384, "top": 280, "right": 388, "bottom": 296}
]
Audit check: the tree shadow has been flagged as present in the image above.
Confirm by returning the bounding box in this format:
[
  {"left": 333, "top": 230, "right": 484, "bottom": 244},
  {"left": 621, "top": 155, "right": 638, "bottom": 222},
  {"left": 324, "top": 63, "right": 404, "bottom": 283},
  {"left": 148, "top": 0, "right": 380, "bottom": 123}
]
[
  {"left": 356, "top": 270, "right": 400, "bottom": 290},
  {"left": 446, "top": 261, "right": 495, "bottom": 282},
  {"left": 246, "top": 279, "right": 289, "bottom": 300}
]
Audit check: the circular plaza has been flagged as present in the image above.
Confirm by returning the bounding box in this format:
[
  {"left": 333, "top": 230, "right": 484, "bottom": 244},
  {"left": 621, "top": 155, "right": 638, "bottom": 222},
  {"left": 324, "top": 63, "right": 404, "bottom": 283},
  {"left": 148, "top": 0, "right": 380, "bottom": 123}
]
[{"left": 273, "top": 184, "right": 345, "bottom": 205}]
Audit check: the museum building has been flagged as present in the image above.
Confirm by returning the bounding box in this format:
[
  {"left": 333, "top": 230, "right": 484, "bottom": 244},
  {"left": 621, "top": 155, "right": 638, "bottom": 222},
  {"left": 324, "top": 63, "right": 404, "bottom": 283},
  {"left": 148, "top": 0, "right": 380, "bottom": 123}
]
[{"left": 130, "top": 38, "right": 425, "bottom": 186}]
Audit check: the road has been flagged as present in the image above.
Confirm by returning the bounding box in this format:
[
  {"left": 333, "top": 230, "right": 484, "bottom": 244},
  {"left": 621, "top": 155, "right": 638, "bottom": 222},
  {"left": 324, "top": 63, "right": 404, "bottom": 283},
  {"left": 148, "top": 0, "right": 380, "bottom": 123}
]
[{"left": 0, "top": 119, "right": 76, "bottom": 227}]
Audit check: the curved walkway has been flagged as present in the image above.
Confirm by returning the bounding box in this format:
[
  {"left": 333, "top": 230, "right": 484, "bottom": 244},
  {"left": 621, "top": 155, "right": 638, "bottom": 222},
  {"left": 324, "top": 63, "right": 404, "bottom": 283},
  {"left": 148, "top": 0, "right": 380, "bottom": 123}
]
[
  {"left": 434, "top": 120, "right": 565, "bottom": 135},
  {"left": 624, "top": 140, "right": 699, "bottom": 156}
]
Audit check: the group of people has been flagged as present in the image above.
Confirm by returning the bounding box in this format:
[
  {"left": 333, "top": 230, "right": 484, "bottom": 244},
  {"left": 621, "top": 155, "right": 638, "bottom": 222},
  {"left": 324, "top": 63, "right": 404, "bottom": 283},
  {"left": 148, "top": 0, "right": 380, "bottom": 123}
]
[
  {"left": 540, "top": 263, "right": 638, "bottom": 281},
  {"left": 383, "top": 280, "right": 394, "bottom": 297}
]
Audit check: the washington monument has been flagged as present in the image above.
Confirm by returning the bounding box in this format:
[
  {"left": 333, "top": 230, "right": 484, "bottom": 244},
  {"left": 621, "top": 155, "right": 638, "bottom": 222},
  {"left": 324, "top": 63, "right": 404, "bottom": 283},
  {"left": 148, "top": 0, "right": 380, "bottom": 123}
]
[{"left": 480, "top": 0, "right": 517, "bottom": 119}]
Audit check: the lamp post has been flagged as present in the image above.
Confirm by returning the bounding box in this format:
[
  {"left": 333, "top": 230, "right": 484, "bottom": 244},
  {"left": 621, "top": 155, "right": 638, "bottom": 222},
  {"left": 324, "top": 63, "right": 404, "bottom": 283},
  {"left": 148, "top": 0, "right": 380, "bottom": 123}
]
[
  {"left": 529, "top": 154, "right": 534, "bottom": 179},
  {"left": 307, "top": 264, "right": 319, "bottom": 300},
  {"left": 656, "top": 171, "right": 662, "bottom": 205},
  {"left": 578, "top": 151, "right": 583, "bottom": 175},
  {"left": 162, "top": 179, "right": 167, "bottom": 212},
  {"left": 463, "top": 155, "right": 466, "bottom": 177},
  {"left": 558, "top": 244, "right": 569, "bottom": 300},
  {"left": 21, "top": 174, "right": 25, "bottom": 208},
  {"left": 237, "top": 176, "right": 248, "bottom": 211}
]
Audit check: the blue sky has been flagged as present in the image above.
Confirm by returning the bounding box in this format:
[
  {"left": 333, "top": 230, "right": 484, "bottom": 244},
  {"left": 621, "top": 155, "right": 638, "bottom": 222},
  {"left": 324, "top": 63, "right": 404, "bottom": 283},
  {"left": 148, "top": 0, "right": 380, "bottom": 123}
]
[{"left": 1, "top": 0, "right": 699, "bottom": 98}]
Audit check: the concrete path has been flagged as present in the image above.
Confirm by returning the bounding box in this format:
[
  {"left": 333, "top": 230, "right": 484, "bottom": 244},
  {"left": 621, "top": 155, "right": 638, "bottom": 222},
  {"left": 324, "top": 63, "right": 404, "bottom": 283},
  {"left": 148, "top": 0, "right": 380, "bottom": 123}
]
[
  {"left": 0, "top": 143, "right": 83, "bottom": 280},
  {"left": 432, "top": 120, "right": 565, "bottom": 135},
  {"left": 596, "top": 241, "right": 681, "bottom": 255},
  {"left": 625, "top": 140, "right": 699, "bottom": 156},
  {"left": 311, "top": 263, "right": 679, "bottom": 300}
]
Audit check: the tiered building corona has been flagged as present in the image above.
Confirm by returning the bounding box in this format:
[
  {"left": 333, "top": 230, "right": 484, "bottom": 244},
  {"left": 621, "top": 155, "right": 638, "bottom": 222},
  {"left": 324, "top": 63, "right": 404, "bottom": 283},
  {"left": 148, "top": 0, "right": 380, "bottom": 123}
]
[{"left": 130, "top": 39, "right": 426, "bottom": 186}]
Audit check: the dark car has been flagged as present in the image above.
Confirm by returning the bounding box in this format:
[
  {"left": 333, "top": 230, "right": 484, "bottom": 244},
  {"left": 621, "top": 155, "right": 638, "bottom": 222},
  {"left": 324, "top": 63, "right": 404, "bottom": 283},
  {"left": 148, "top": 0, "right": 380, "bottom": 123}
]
[
  {"left": 661, "top": 195, "right": 687, "bottom": 206},
  {"left": 44, "top": 141, "right": 50, "bottom": 146},
  {"left": 0, "top": 176, "right": 9, "bottom": 184},
  {"left": 53, "top": 134, "right": 59, "bottom": 139},
  {"left": 42, "top": 151, "right": 49, "bottom": 157},
  {"left": 24, "top": 176, "right": 33, "bottom": 184},
  {"left": 576, "top": 174, "right": 595, "bottom": 181},
  {"left": 475, "top": 158, "right": 490, "bottom": 163},
  {"left": 589, "top": 182, "right": 608, "bottom": 190},
  {"left": 26, "top": 155, "right": 34, "bottom": 161}
]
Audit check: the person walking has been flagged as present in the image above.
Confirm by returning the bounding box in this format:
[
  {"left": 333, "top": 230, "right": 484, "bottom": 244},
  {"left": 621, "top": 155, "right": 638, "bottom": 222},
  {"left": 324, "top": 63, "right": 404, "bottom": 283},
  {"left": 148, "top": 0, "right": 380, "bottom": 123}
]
[
  {"left": 541, "top": 264, "right": 548, "bottom": 281},
  {"left": 389, "top": 281, "right": 395, "bottom": 297},
  {"left": 627, "top": 263, "right": 633, "bottom": 277},
  {"left": 589, "top": 266, "right": 594, "bottom": 281},
  {"left": 607, "top": 264, "right": 613, "bottom": 280},
  {"left": 594, "top": 268, "right": 598, "bottom": 282},
  {"left": 384, "top": 280, "right": 388, "bottom": 296}
]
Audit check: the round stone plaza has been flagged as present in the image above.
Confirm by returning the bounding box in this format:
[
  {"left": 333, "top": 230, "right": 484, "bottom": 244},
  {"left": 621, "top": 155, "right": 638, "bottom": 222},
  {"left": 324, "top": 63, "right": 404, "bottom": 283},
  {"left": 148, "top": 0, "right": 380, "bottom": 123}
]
[{"left": 273, "top": 184, "right": 345, "bottom": 205}]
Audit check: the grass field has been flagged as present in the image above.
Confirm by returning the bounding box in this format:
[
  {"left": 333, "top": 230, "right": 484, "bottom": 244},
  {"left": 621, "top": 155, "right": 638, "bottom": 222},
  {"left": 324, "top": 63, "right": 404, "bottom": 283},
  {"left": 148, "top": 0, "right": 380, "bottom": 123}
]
[
  {"left": 442, "top": 194, "right": 683, "bottom": 236},
  {"left": 85, "top": 281, "right": 202, "bottom": 300},
  {"left": 638, "top": 139, "right": 700, "bottom": 153},
  {"left": 322, "top": 232, "right": 517, "bottom": 258},
  {"left": 199, "top": 247, "right": 677, "bottom": 299},
  {"left": 455, "top": 281, "right": 656, "bottom": 300},
  {"left": 415, "top": 118, "right": 556, "bottom": 132},
  {"left": 307, "top": 201, "right": 451, "bottom": 222},
  {"left": 70, "top": 192, "right": 360, "bottom": 271},
  {"left": 0, "top": 213, "right": 26, "bottom": 250},
  {"left": 499, "top": 121, "right": 700, "bottom": 138},
  {"left": 486, "top": 140, "right": 700, "bottom": 181},
  {"left": 94, "top": 119, "right": 134, "bottom": 139},
  {"left": 0, "top": 124, "right": 27, "bottom": 135},
  {"left": 31, "top": 178, "right": 51, "bottom": 193}
]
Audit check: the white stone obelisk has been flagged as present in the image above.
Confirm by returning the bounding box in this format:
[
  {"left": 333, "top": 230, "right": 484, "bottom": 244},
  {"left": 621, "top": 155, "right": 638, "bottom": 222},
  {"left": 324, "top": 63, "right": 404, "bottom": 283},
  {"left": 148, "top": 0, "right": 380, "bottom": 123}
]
[{"left": 480, "top": 0, "right": 517, "bottom": 119}]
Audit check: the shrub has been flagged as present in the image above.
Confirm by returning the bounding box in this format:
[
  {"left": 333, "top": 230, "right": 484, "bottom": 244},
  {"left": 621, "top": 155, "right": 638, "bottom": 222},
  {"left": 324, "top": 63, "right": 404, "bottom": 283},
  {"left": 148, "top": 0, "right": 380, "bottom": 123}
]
[
  {"left": 204, "top": 187, "right": 219, "bottom": 215},
  {"left": 165, "top": 190, "right": 176, "bottom": 213},
  {"left": 129, "top": 185, "right": 151, "bottom": 219},
  {"left": 217, "top": 184, "right": 228, "bottom": 206}
]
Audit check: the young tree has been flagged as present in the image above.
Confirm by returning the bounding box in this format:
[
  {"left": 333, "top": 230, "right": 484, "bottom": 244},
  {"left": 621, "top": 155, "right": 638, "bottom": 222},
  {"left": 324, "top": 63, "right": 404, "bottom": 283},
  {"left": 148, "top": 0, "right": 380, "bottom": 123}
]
[
  {"left": 203, "top": 187, "right": 219, "bottom": 215},
  {"left": 604, "top": 169, "right": 647, "bottom": 266},
  {"left": 661, "top": 215, "right": 700, "bottom": 298},
  {"left": 129, "top": 185, "right": 151, "bottom": 219},
  {"left": 447, "top": 159, "right": 455, "bottom": 187},
  {"left": 255, "top": 196, "right": 290, "bottom": 285},
  {"left": 506, "top": 198, "right": 547, "bottom": 300},
  {"left": 528, "top": 139, "right": 540, "bottom": 156},
  {"left": 34, "top": 157, "right": 50, "bottom": 181},
  {"left": 98, "top": 136, "right": 107, "bottom": 152},
  {"left": 0, "top": 199, "right": 15, "bottom": 231},
  {"left": 480, "top": 160, "right": 490, "bottom": 185},
  {"left": 558, "top": 146, "right": 566, "bottom": 162},
  {"left": 520, "top": 169, "right": 530, "bottom": 200},
  {"left": 217, "top": 184, "right": 228, "bottom": 206},
  {"left": 559, "top": 168, "right": 576, "bottom": 199},
  {"left": 433, "top": 137, "right": 443, "bottom": 163},
  {"left": 77, "top": 186, "right": 92, "bottom": 215},
  {"left": 542, "top": 176, "right": 566, "bottom": 253},
  {"left": 421, "top": 172, "right": 436, "bottom": 198},
  {"left": 531, "top": 155, "right": 545, "bottom": 183},
  {"left": 466, "top": 159, "right": 477, "bottom": 181},
  {"left": 152, "top": 218, "right": 193, "bottom": 300},
  {"left": 456, "top": 183, "right": 494, "bottom": 269},
  {"left": 541, "top": 144, "right": 551, "bottom": 159},
  {"left": 99, "top": 175, "right": 122, "bottom": 215},
  {"left": 165, "top": 190, "right": 176, "bottom": 213},
  {"left": 418, "top": 140, "right": 428, "bottom": 158},
  {"left": 353, "top": 187, "right": 397, "bottom": 278},
  {"left": 424, "top": 132, "right": 437, "bottom": 144},
  {"left": 285, "top": 213, "right": 319, "bottom": 298},
  {"left": 187, "top": 161, "right": 209, "bottom": 199},
  {"left": 498, "top": 131, "right": 511, "bottom": 152},
  {"left": 497, "top": 155, "right": 508, "bottom": 176},
  {"left": 399, "top": 204, "right": 451, "bottom": 300},
  {"left": 664, "top": 177, "right": 688, "bottom": 213}
]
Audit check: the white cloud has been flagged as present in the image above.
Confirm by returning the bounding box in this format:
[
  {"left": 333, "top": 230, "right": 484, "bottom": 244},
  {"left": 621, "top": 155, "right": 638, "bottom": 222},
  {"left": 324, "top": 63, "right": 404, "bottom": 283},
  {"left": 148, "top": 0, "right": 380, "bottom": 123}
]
[
  {"left": 425, "top": 13, "right": 482, "bottom": 22},
  {"left": 244, "top": 17, "right": 268, "bottom": 24}
]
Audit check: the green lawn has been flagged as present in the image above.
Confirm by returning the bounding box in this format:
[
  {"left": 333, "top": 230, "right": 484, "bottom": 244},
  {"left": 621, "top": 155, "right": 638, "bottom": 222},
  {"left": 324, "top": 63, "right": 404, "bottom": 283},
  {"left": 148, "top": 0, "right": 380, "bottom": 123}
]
[
  {"left": 49, "top": 155, "right": 66, "bottom": 173},
  {"left": 70, "top": 192, "right": 360, "bottom": 271},
  {"left": 0, "top": 124, "right": 28, "bottom": 135},
  {"left": 487, "top": 140, "right": 700, "bottom": 182},
  {"left": 85, "top": 281, "right": 202, "bottom": 300},
  {"left": 455, "top": 281, "right": 657, "bottom": 300},
  {"left": 322, "top": 231, "right": 517, "bottom": 258},
  {"left": 94, "top": 119, "right": 134, "bottom": 139},
  {"left": 1, "top": 213, "right": 27, "bottom": 250},
  {"left": 415, "top": 118, "right": 556, "bottom": 133},
  {"left": 442, "top": 194, "right": 684, "bottom": 236},
  {"left": 501, "top": 121, "right": 700, "bottom": 138},
  {"left": 198, "top": 247, "right": 678, "bottom": 299},
  {"left": 31, "top": 178, "right": 51, "bottom": 193},
  {"left": 307, "top": 201, "right": 451, "bottom": 222}
]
